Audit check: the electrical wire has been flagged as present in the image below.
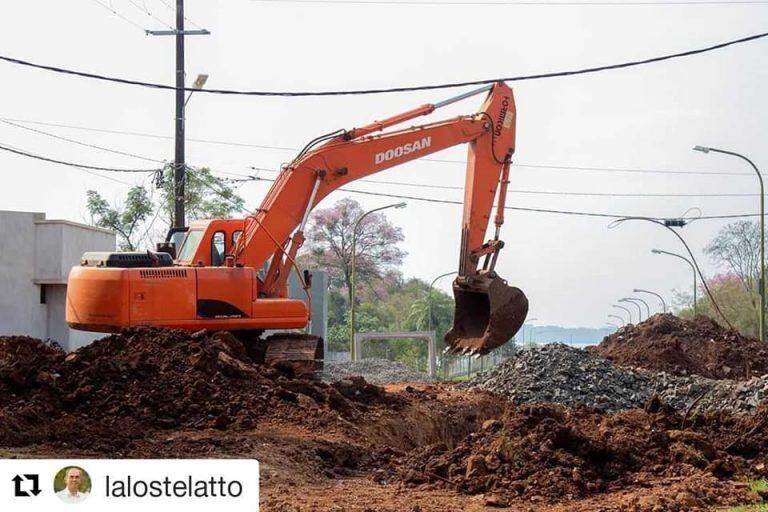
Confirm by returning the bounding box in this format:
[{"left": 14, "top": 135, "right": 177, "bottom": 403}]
[
  {"left": 0, "top": 119, "right": 166, "bottom": 163},
  {"left": 217, "top": 167, "right": 763, "bottom": 198},
  {"left": 126, "top": 0, "right": 175, "bottom": 29},
  {"left": 252, "top": 0, "right": 768, "bottom": 4},
  {"left": 1, "top": 30, "right": 766, "bottom": 95},
  {"left": 218, "top": 172, "right": 763, "bottom": 220},
  {"left": 89, "top": 0, "right": 148, "bottom": 31},
  {"left": 0, "top": 118, "right": 756, "bottom": 178},
  {"left": 155, "top": 0, "right": 205, "bottom": 29},
  {"left": 0, "top": 142, "right": 163, "bottom": 173}
]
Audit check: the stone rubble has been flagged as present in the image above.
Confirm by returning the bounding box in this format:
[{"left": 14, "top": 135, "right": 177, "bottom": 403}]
[
  {"left": 322, "top": 358, "right": 433, "bottom": 385},
  {"left": 461, "top": 343, "right": 768, "bottom": 414}
]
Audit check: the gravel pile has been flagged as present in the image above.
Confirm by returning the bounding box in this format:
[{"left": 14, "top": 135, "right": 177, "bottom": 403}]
[
  {"left": 323, "top": 358, "right": 433, "bottom": 385},
  {"left": 462, "top": 344, "right": 768, "bottom": 414}
]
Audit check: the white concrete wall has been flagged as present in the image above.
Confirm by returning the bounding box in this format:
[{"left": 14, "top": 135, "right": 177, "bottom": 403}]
[
  {"left": 0, "top": 211, "right": 115, "bottom": 350},
  {"left": 0, "top": 211, "right": 47, "bottom": 338}
]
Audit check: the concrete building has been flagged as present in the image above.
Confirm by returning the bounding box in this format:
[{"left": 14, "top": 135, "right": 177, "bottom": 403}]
[
  {"left": 0, "top": 210, "right": 115, "bottom": 350},
  {"left": 288, "top": 269, "right": 329, "bottom": 352}
]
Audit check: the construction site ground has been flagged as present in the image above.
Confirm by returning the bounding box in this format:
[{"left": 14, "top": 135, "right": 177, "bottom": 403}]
[{"left": 2, "top": 320, "right": 768, "bottom": 511}]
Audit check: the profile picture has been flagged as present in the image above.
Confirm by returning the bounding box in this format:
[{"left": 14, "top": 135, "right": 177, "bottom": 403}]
[{"left": 53, "top": 466, "right": 91, "bottom": 504}]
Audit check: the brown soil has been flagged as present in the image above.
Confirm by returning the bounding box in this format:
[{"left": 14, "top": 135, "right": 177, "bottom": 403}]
[
  {"left": 2, "top": 328, "right": 767, "bottom": 511},
  {"left": 0, "top": 328, "right": 399, "bottom": 452},
  {"left": 397, "top": 402, "right": 768, "bottom": 507},
  {"left": 591, "top": 313, "right": 768, "bottom": 380}
]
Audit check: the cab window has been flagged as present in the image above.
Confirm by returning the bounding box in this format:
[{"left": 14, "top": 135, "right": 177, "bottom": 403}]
[
  {"left": 211, "top": 231, "right": 225, "bottom": 266},
  {"left": 177, "top": 230, "right": 204, "bottom": 262}
]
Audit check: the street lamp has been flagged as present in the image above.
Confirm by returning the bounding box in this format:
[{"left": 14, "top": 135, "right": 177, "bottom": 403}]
[
  {"left": 612, "top": 304, "right": 633, "bottom": 324},
  {"left": 428, "top": 271, "right": 457, "bottom": 332},
  {"left": 608, "top": 314, "right": 625, "bottom": 327},
  {"left": 184, "top": 73, "right": 209, "bottom": 106},
  {"left": 652, "top": 249, "right": 697, "bottom": 316},
  {"left": 634, "top": 288, "right": 667, "bottom": 313},
  {"left": 623, "top": 296, "right": 650, "bottom": 319},
  {"left": 619, "top": 298, "right": 644, "bottom": 322},
  {"left": 350, "top": 202, "right": 407, "bottom": 359},
  {"left": 695, "top": 145, "right": 764, "bottom": 342}
]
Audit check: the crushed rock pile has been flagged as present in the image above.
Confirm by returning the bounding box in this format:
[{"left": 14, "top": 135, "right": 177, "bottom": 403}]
[
  {"left": 323, "top": 358, "right": 433, "bottom": 385},
  {"left": 593, "top": 313, "right": 768, "bottom": 380},
  {"left": 398, "top": 403, "right": 768, "bottom": 507},
  {"left": 0, "top": 328, "right": 398, "bottom": 451},
  {"left": 462, "top": 343, "right": 768, "bottom": 414}
]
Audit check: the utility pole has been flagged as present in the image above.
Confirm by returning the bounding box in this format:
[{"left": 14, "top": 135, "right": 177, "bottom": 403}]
[{"left": 147, "top": 0, "right": 209, "bottom": 228}]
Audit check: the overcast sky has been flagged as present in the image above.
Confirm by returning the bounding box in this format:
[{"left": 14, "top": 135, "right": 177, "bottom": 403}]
[{"left": 0, "top": 0, "right": 766, "bottom": 328}]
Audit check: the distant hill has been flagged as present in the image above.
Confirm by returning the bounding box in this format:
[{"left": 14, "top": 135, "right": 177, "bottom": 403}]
[{"left": 517, "top": 324, "right": 614, "bottom": 347}]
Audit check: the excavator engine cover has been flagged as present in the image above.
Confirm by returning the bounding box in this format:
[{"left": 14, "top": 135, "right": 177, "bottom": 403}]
[{"left": 446, "top": 275, "right": 528, "bottom": 355}]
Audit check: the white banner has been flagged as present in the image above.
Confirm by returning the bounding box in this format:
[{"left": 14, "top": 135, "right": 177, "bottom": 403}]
[{"left": 0, "top": 459, "right": 259, "bottom": 511}]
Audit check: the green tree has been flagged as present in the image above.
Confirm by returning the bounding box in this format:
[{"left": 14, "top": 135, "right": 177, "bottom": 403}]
[
  {"left": 85, "top": 168, "right": 245, "bottom": 251},
  {"left": 161, "top": 167, "right": 246, "bottom": 224},
  {"left": 86, "top": 186, "right": 153, "bottom": 251},
  {"left": 677, "top": 273, "right": 758, "bottom": 337}
]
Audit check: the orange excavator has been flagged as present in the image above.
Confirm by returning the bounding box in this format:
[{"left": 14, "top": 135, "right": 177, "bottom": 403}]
[{"left": 66, "top": 82, "right": 528, "bottom": 373}]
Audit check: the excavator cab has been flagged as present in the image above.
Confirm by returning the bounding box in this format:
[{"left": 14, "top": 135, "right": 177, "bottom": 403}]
[{"left": 447, "top": 274, "right": 528, "bottom": 355}]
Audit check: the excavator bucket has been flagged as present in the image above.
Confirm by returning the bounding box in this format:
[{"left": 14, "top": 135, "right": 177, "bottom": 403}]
[{"left": 445, "top": 275, "right": 528, "bottom": 355}]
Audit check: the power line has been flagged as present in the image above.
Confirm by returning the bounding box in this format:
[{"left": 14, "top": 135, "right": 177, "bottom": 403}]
[
  {"left": 218, "top": 172, "right": 761, "bottom": 220},
  {"left": 89, "top": 0, "right": 148, "bottom": 31},
  {"left": 0, "top": 30, "right": 766, "bottom": 95},
  {"left": 0, "top": 142, "right": 163, "bottom": 173},
  {"left": 0, "top": 119, "right": 166, "bottom": 163},
  {"left": 126, "top": 0, "right": 175, "bottom": 29},
  {"left": 155, "top": 0, "right": 204, "bottom": 29},
  {"left": 0, "top": 117, "right": 754, "bottom": 178},
  {"left": 217, "top": 167, "right": 761, "bottom": 198},
  {"left": 252, "top": 0, "right": 768, "bottom": 5}
]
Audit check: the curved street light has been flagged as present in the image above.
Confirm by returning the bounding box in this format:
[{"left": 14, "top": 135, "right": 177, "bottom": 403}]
[
  {"left": 612, "top": 304, "right": 633, "bottom": 324},
  {"left": 350, "top": 202, "right": 407, "bottom": 359},
  {"left": 608, "top": 314, "right": 625, "bottom": 327},
  {"left": 427, "top": 271, "right": 457, "bottom": 332},
  {"left": 606, "top": 321, "right": 620, "bottom": 330},
  {"left": 633, "top": 288, "right": 667, "bottom": 313},
  {"left": 619, "top": 298, "right": 644, "bottom": 322},
  {"left": 652, "top": 248, "right": 697, "bottom": 316},
  {"left": 695, "top": 145, "right": 764, "bottom": 342},
  {"left": 624, "top": 296, "right": 650, "bottom": 319}
]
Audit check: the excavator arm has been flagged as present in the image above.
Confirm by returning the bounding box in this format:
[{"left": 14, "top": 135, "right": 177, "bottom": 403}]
[{"left": 238, "top": 82, "right": 528, "bottom": 354}]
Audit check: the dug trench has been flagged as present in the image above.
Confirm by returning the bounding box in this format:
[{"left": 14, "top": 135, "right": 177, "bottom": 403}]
[{"left": 1, "top": 328, "right": 767, "bottom": 511}]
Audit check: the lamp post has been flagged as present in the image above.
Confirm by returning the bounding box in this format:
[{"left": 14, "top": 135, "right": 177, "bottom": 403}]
[
  {"left": 695, "top": 146, "right": 764, "bottom": 342},
  {"left": 612, "top": 304, "right": 633, "bottom": 324},
  {"left": 624, "top": 296, "right": 650, "bottom": 319},
  {"left": 652, "top": 249, "right": 697, "bottom": 316},
  {"left": 607, "top": 322, "right": 620, "bottom": 330},
  {"left": 350, "top": 202, "right": 407, "bottom": 359},
  {"left": 634, "top": 288, "right": 667, "bottom": 313},
  {"left": 427, "top": 271, "right": 457, "bottom": 332},
  {"left": 608, "top": 314, "right": 625, "bottom": 327},
  {"left": 619, "top": 298, "right": 644, "bottom": 322}
]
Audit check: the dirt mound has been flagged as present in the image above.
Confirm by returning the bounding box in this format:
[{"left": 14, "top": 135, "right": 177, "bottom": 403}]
[
  {"left": 0, "top": 328, "right": 399, "bottom": 451},
  {"left": 593, "top": 313, "right": 768, "bottom": 380},
  {"left": 398, "top": 402, "right": 768, "bottom": 506}
]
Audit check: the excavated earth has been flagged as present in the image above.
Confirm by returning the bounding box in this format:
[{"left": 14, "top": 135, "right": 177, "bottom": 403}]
[
  {"left": 1, "top": 327, "right": 768, "bottom": 511},
  {"left": 593, "top": 313, "right": 768, "bottom": 380}
]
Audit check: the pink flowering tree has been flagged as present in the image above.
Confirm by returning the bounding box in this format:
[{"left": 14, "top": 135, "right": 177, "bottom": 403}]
[{"left": 300, "top": 198, "right": 406, "bottom": 304}]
